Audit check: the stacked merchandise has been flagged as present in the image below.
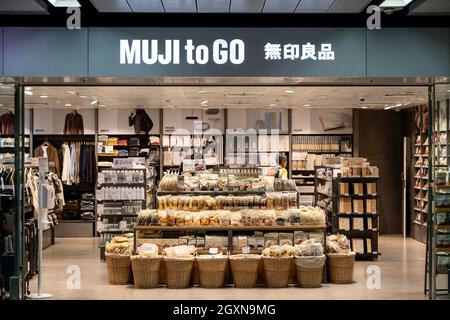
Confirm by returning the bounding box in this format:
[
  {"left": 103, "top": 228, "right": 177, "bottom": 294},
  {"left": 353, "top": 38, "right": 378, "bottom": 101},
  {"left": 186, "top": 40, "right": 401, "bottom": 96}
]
[
  {"left": 314, "top": 160, "right": 380, "bottom": 260},
  {"left": 291, "top": 135, "right": 353, "bottom": 206},
  {"left": 412, "top": 105, "right": 429, "bottom": 243}
]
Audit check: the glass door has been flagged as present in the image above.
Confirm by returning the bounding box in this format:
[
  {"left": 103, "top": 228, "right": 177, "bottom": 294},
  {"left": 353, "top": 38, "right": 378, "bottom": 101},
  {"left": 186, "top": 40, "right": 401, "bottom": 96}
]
[{"left": 0, "top": 80, "right": 26, "bottom": 300}]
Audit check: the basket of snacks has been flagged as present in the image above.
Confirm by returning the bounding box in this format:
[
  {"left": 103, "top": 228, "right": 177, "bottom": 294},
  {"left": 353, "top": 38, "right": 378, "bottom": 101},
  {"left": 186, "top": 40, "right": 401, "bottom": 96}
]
[
  {"left": 229, "top": 254, "right": 261, "bottom": 288},
  {"left": 105, "top": 235, "right": 133, "bottom": 285},
  {"left": 130, "top": 243, "right": 162, "bottom": 289},
  {"left": 326, "top": 234, "right": 356, "bottom": 284},
  {"left": 163, "top": 245, "right": 196, "bottom": 289},
  {"left": 294, "top": 240, "right": 326, "bottom": 288},
  {"left": 196, "top": 254, "right": 229, "bottom": 288},
  {"left": 261, "top": 245, "right": 294, "bottom": 288}
]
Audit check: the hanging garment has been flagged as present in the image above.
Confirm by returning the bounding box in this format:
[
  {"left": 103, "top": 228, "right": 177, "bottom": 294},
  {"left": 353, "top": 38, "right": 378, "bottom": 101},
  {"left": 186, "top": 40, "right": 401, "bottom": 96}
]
[
  {"left": 70, "top": 143, "right": 76, "bottom": 184},
  {"left": 74, "top": 142, "right": 81, "bottom": 185},
  {"left": 0, "top": 111, "right": 14, "bottom": 134},
  {"left": 63, "top": 111, "right": 84, "bottom": 134},
  {"left": 79, "top": 144, "right": 86, "bottom": 184},
  {"left": 61, "top": 143, "right": 72, "bottom": 185},
  {"left": 49, "top": 172, "right": 65, "bottom": 211},
  {"left": 33, "top": 142, "right": 61, "bottom": 177}
]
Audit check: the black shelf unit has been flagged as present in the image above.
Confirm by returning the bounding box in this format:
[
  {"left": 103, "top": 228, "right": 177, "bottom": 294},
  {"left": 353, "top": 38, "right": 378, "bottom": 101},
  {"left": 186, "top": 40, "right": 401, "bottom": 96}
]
[{"left": 314, "top": 166, "right": 380, "bottom": 261}]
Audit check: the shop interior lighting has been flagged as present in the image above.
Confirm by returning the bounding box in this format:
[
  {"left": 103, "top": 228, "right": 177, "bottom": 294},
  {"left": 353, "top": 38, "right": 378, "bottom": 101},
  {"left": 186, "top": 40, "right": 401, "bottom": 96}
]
[
  {"left": 48, "top": 0, "right": 81, "bottom": 7},
  {"left": 303, "top": 104, "right": 311, "bottom": 107},
  {"left": 201, "top": 100, "right": 209, "bottom": 105},
  {"left": 268, "top": 104, "right": 277, "bottom": 107},
  {"left": 40, "top": 95, "right": 48, "bottom": 99},
  {"left": 25, "top": 90, "right": 33, "bottom": 96},
  {"left": 79, "top": 95, "right": 87, "bottom": 99},
  {"left": 198, "top": 90, "right": 208, "bottom": 94},
  {"left": 285, "top": 90, "right": 295, "bottom": 94},
  {"left": 361, "top": 106, "right": 369, "bottom": 109},
  {"left": 380, "top": 0, "right": 413, "bottom": 8},
  {"left": 65, "top": 103, "right": 72, "bottom": 107},
  {"left": 91, "top": 100, "right": 98, "bottom": 105}
]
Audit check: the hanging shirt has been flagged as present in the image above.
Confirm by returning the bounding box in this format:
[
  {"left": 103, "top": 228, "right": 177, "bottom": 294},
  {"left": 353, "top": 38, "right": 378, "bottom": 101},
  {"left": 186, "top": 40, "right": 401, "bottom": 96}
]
[
  {"left": 0, "top": 112, "right": 15, "bottom": 134},
  {"left": 61, "top": 143, "right": 72, "bottom": 185},
  {"left": 70, "top": 143, "right": 76, "bottom": 185}
]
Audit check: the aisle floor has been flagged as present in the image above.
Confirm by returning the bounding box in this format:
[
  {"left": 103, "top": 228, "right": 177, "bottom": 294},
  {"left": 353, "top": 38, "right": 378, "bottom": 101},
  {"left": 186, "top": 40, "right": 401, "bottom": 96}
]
[{"left": 30, "top": 235, "right": 427, "bottom": 300}]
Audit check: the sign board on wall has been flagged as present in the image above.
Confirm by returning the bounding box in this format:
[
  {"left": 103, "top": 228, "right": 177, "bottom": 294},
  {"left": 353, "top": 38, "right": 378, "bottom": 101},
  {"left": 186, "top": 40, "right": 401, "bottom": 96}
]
[
  {"left": 98, "top": 109, "right": 159, "bottom": 135},
  {"left": 33, "top": 109, "right": 96, "bottom": 134},
  {"left": 292, "top": 109, "right": 353, "bottom": 134},
  {"left": 2, "top": 27, "right": 450, "bottom": 77}
]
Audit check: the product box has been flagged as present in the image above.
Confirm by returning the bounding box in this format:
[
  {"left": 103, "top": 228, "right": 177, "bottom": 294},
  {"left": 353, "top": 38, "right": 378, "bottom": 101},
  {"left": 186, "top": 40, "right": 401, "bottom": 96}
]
[
  {"left": 339, "top": 183, "right": 350, "bottom": 195},
  {"left": 247, "top": 235, "right": 257, "bottom": 249},
  {"left": 352, "top": 238, "right": 365, "bottom": 254},
  {"left": 279, "top": 233, "right": 294, "bottom": 246},
  {"left": 264, "top": 232, "right": 279, "bottom": 247},
  {"left": 353, "top": 183, "right": 363, "bottom": 195},
  {"left": 353, "top": 199, "right": 364, "bottom": 213},
  {"left": 255, "top": 232, "right": 265, "bottom": 248},
  {"left": 366, "top": 183, "right": 377, "bottom": 195},
  {"left": 366, "top": 239, "right": 372, "bottom": 253},
  {"left": 339, "top": 217, "right": 351, "bottom": 231},
  {"left": 353, "top": 217, "right": 364, "bottom": 231},
  {"left": 308, "top": 232, "right": 324, "bottom": 244},
  {"left": 178, "top": 236, "right": 189, "bottom": 245},
  {"left": 205, "top": 235, "right": 214, "bottom": 249},
  {"left": 196, "top": 236, "right": 205, "bottom": 248},
  {"left": 294, "top": 231, "right": 308, "bottom": 245}
]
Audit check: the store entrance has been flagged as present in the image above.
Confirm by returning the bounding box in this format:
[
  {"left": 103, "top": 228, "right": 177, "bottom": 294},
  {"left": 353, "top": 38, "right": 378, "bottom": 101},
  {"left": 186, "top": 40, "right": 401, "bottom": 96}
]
[{"left": 1, "top": 80, "right": 435, "bottom": 299}]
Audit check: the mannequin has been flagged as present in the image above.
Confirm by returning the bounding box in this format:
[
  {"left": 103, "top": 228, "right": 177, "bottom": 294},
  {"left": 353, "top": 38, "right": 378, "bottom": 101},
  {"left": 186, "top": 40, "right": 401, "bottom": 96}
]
[{"left": 129, "top": 107, "right": 153, "bottom": 134}]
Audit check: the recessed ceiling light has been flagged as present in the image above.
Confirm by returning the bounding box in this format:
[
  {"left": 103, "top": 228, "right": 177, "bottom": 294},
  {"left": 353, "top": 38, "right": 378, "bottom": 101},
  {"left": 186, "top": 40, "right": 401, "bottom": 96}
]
[
  {"left": 0, "top": 104, "right": 3, "bottom": 107},
  {"left": 395, "top": 103, "right": 403, "bottom": 107},
  {"left": 79, "top": 95, "right": 87, "bottom": 99},
  {"left": 25, "top": 91, "right": 33, "bottom": 96},
  {"left": 446, "top": 89, "right": 450, "bottom": 93},
  {"left": 384, "top": 106, "right": 394, "bottom": 110},
  {"left": 67, "top": 91, "right": 76, "bottom": 95},
  {"left": 48, "top": 0, "right": 81, "bottom": 7},
  {"left": 99, "top": 104, "right": 106, "bottom": 107},
  {"left": 39, "top": 95, "right": 48, "bottom": 99},
  {"left": 91, "top": 100, "right": 98, "bottom": 105},
  {"left": 361, "top": 106, "right": 369, "bottom": 109},
  {"left": 201, "top": 100, "right": 209, "bottom": 105},
  {"left": 65, "top": 103, "right": 72, "bottom": 107},
  {"left": 269, "top": 104, "right": 277, "bottom": 107},
  {"left": 285, "top": 90, "right": 294, "bottom": 94},
  {"left": 25, "top": 87, "right": 32, "bottom": 91},
  {"left": 198, "top": 90, "right": 208, "bottom": 94},
  {"left": 380, "top": 0, "right": 413, "bottom": 8},
  {"left": 303, "top": 104, "right": 311, "bottom": 107}
]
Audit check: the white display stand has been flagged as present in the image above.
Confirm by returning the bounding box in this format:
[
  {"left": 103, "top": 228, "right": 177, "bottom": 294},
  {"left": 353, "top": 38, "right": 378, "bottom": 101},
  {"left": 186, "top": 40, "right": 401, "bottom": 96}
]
[{"left": 27, "top": 158, "right": 53, "bottom": 299}]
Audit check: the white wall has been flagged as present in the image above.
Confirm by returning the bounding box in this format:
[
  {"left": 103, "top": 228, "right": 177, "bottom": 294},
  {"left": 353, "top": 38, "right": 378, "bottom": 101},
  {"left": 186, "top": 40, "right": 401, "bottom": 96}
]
[
  {"left": 163, "top": 108, "right": 224, "bottom": 134},
  {"left": 227, "top": 108, "right": 289, "bottom": 134}
]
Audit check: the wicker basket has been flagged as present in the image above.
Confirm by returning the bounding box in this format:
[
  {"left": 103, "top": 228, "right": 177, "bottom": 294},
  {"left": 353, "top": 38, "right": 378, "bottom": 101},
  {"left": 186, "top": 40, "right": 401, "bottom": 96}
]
[
  {"left": 262, "top": 256, "right": 293, "bottom": 288},
  {"left": 130, "top": 256, "right": 162, "bottom": 289},
  {"left": 163, "top": 257, "right": 195, "bottom": 289},
  {"left": 106, "top": 254, "right": 132, "bottom": 285},
  {"left": 295, "top": 255, "right": 326, "bottom": 288},
  {"left": 229, "top": 255, "right": 261, "bottom": 288},
  {"left": 327, "top": 253, "right": 355, "bottom": 284},
  {"left": 196, "top": 256, "right": 228, "bottom": 288}
]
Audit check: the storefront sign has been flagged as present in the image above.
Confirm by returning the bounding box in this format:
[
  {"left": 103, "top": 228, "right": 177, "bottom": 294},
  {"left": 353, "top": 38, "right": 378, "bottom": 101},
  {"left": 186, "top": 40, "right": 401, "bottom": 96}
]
[{"left": 2, "top": 27, "right": 449, "bottom": 77}]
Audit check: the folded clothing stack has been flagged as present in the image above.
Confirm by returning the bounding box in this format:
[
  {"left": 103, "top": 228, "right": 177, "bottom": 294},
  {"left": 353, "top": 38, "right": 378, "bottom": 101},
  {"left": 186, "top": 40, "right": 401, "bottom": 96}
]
[{"left": 62, "top": 200, "right": 80, "bottom": 220}]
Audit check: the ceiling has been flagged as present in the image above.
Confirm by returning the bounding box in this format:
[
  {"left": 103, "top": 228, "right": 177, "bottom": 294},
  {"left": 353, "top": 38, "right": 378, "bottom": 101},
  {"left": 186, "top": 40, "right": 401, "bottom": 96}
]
[
  {"left": 0, "top": 0, "right": 448, "bottom": 15},
  {"left": 10, "top": 86, "right": 429, "bottom": 111}
]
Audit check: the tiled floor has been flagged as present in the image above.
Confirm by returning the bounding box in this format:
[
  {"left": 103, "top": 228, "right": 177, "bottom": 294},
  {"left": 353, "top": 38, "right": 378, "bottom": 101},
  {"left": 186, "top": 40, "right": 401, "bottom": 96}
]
[{"left": 30, "top": 235, "right": 430, "bottom": 300}]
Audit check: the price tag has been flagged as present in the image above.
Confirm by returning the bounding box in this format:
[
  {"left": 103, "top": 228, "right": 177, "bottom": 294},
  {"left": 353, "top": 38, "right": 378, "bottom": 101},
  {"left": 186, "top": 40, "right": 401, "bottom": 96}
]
[
  {"left": 242, "top": 246, "right": 251, "bottom": 254},
  {"left": 209, "top": 248, "right": 218, "bottom": 255},
  {"left": 177, "top": 175, "right": 185, "bottom": 187}
]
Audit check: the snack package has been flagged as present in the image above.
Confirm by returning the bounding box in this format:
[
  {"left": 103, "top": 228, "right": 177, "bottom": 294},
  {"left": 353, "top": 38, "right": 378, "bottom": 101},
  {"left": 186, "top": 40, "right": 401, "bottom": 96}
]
[
  {"left": 294, "top": 231, "right": 308, "bottom": 245},
  {"left": 279, "top": 232, "right": 294, "bottom": 246},
  {"left": 264, "top": 232, "right": 279, "bottom": 248}
]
